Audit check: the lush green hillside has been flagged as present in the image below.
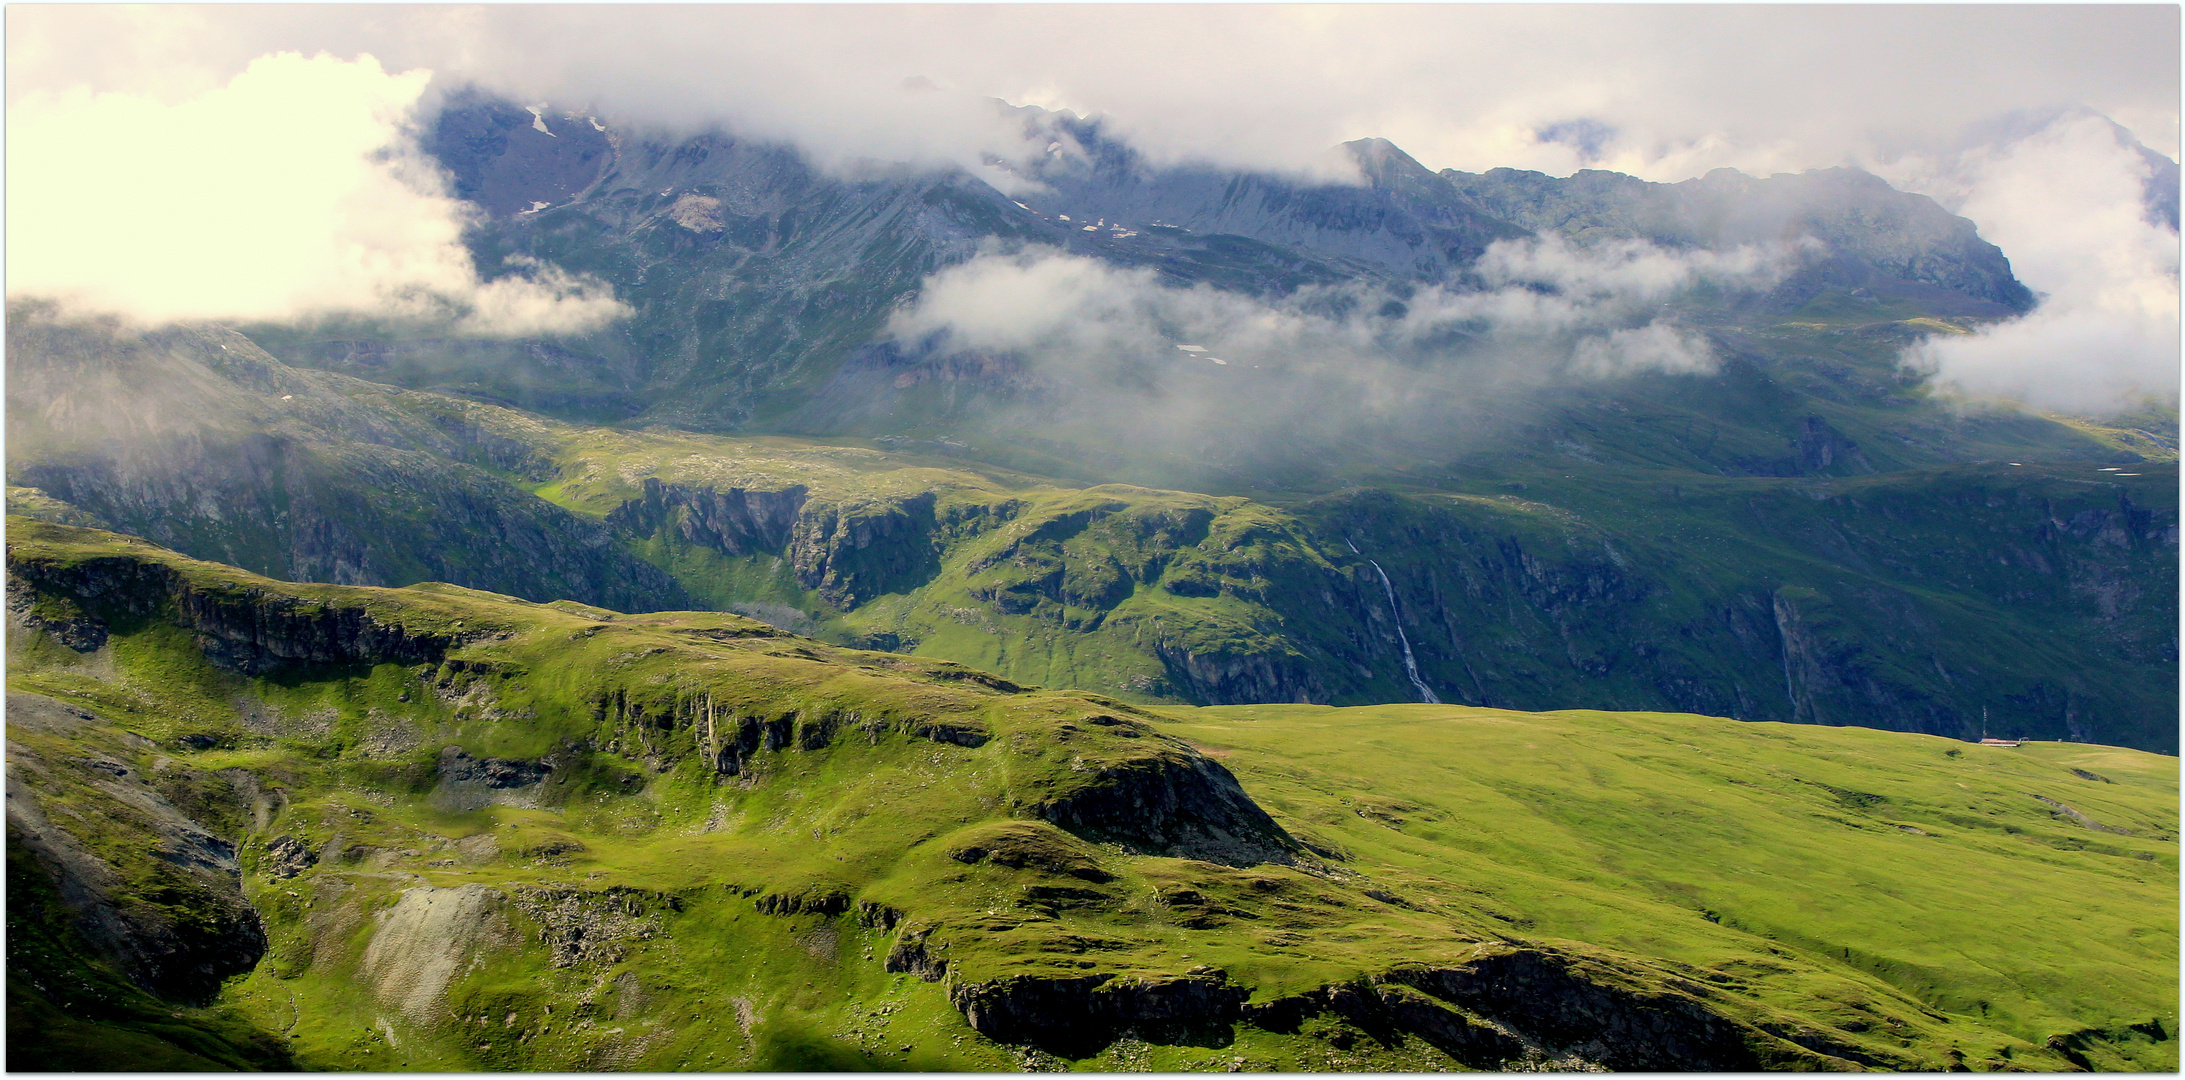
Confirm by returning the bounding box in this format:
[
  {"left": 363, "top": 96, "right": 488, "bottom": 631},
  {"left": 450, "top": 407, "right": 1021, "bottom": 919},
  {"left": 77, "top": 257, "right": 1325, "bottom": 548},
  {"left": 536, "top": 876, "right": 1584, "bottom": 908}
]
[
  {"left": 521, "top": 419, "right": 2176, "bottom": 750},
  {"left": 11, "top": 306, "right": 2174, "bottom": 749},
  {"left": 6, "top": 521, "right": 2175, "bottom": 1070},
  {"left": 1170, "top": 703, "right": 2179, "bottom": 1072}
]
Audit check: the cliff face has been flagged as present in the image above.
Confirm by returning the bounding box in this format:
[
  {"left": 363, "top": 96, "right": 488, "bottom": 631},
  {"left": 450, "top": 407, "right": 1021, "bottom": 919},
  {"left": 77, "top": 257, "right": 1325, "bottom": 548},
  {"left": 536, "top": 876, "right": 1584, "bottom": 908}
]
[
  {"left": 589, "top": 459, "right": 2177, "bottom": 750},
  {"left": 1305, "top": 475, "right": 2177, "bottom": 749},
  {"left": 8, "top": 548, "right": 470, "bottom": 677},
  {"left": 6, "top": 692, "right": 270, "bottom": 1017},
  {"left": 604, "top": 478, "right": 810, "bottom": 557}
]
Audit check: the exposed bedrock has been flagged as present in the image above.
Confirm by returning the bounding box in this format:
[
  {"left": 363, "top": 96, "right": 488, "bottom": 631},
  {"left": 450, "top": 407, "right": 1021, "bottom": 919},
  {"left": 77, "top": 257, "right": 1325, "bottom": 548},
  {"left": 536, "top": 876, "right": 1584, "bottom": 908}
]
[
  {"left": 8, "top": 554, "right": 466, "bottom": 675},
  {"left": 949, "top": 970, "right": 1251, "bottom": 1057},
  {"left": 1027, "top": 741, "right": 1302, "bottom": 868},
  {"left": 6, "top": 693, "right": 268, "bottom": 1005}
]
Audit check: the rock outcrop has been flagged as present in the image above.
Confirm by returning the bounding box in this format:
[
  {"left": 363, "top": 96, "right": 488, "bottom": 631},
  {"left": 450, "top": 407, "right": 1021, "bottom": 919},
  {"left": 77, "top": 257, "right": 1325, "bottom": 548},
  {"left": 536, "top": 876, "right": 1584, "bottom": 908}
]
[
  {"left": 950, "top": 970, "right": 1251, "bottom": 1057},
  {"left": 1027, "top": 737, "right": 1302, "bottom": 868},
  {"left": 9, "top": 547, "right": 468, "bottom": 677},
  {"left": 5, "top": 693, "right": 268, "bottom": 1005}
]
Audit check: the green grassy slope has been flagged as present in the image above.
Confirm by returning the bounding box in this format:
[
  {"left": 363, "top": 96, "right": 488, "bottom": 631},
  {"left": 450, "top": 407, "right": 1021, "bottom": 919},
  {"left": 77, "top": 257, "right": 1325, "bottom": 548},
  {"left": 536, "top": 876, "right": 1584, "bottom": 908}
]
[
  {"left": 1168, "top": 703, "right": 2179, "bottom": 1071},
  {"left": 6, "top": 521, "right": 2175, "bottom": 1070},
  {"left": 530, "top": 421, "right": 2176, "bottom": 750},
  {"left": 11, "top": 304, "right": 2172, "bottom": 748}
]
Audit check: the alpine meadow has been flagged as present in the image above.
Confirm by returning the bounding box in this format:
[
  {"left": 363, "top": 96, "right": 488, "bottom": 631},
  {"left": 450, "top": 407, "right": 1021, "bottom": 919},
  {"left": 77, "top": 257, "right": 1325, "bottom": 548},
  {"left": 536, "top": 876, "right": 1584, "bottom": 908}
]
[{"left": 4, "top": 6, "right": 2177, "bottom": 1072}]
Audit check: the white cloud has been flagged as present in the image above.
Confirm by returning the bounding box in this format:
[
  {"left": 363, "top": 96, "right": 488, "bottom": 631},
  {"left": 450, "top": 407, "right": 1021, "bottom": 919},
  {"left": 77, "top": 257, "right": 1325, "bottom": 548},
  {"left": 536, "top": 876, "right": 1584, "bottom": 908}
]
[
  {"left": 878, "top": 235, "right": 1803, "bottom": 469},
  {"left": 4, "top": 7, "right": 2171, "bottom": 403},
  {"left": 5, "top": 51, "right": 627, "bottom": 334},
  {"left": 891, "top": 234, "right": 1803, "bottom": 392},
  {"left": 1894, "top": 114, "right": 2179, "bottom": 414}
]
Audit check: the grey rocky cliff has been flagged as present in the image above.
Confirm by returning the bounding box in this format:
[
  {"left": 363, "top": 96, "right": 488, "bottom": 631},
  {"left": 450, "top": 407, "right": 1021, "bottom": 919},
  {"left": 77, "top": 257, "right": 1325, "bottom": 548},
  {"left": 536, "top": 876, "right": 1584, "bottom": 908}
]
[
  {"left": 6, "top": 692, "right": 268, "bottom": 1004},
  {"left": 8, "top": 553, "right": 469, "bottom": 677}
]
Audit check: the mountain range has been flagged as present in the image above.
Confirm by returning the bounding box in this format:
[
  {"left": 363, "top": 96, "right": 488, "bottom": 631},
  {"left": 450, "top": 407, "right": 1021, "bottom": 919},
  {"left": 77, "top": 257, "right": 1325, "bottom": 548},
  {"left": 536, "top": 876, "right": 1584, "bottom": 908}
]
[{"left": 5, "top": 91, "right": 2177, "bottom": 1070}]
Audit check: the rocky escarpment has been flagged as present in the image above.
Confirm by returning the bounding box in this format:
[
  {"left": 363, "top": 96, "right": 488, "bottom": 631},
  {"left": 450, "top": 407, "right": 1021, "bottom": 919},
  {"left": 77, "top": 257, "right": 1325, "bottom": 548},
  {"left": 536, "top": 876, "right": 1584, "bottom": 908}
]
[
  {"left": 5, "top": 693, "right": 268, "bottom": 1005},
  {"left": 8, "top": 546, "right": 471, "bottom": 677},
  {"left": 784, "top": 492, "right": 943, "bottom": 607},
  {"left": 604, "top": 477, "right": 809, "bottom": 556},
  {"left": 585, "top": 683, "right": 994, "bottom": 780},
  {"left": 950, "top": 970, "right": 1251, "bottom": 1057},
  {"left": 935, "top": 942, "right": 1894, "bottom": 1068},
  {"left": 606, "top": 481, "right": 942, "bottom": 608}
]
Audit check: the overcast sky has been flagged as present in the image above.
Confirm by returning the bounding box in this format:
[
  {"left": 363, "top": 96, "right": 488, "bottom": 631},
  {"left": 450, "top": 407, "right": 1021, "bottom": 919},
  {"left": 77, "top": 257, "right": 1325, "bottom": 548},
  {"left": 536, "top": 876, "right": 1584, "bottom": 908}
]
[
  {"left": 7, "top": 5, "right": 2177, "bottom": 410},
  {"left": 9, "top": 5, "right": 2177, "bottom": 175}
]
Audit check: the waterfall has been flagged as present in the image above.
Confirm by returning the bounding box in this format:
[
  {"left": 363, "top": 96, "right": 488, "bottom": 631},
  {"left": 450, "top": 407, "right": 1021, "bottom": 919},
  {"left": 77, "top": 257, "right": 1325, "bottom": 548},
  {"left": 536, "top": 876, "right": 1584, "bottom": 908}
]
[{"left": 1348, "top": 537, "right": 1442, "bottom": 705}]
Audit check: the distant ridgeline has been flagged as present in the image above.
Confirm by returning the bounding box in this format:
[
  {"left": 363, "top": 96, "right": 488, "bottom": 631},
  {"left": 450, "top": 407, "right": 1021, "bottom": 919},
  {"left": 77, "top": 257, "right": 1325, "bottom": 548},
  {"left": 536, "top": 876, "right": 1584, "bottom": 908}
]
[{"left": 270, "top": 90, "right": 2045, "bottom": 428}]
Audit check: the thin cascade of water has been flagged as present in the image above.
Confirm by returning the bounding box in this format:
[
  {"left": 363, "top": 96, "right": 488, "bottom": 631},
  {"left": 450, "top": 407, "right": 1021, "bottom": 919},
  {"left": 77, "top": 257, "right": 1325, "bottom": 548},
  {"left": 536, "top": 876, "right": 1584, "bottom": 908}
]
[{"left": 1347, "top": 537, "right": 1442, "bottom": 704}]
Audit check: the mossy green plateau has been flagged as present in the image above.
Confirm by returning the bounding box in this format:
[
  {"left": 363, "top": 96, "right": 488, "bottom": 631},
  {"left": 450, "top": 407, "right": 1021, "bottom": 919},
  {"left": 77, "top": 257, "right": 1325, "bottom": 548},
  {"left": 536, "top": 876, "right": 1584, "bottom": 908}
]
[{"left": 5, "top": 520, "right": 2174, "bottom": 1070}]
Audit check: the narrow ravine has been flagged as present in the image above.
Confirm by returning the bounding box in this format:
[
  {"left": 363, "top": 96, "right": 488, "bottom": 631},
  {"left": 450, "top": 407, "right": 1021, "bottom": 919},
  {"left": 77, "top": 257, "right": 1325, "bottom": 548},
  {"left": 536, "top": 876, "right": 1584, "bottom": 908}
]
[{"left": 1348, "top": 538, "right": 1442, "bottom": 704}]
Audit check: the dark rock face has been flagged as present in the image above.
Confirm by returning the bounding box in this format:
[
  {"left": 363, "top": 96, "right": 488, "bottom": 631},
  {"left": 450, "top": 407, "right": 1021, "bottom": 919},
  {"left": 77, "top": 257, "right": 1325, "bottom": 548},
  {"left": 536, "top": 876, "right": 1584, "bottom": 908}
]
[
  {"left": 604, "top": 482, "right": 941, "bottom": 609},
  {"left": 1030, "top": 743, "right": 1300, "bottom": 868},
  {"left": 7, "top": 554, "right": 465, "bottom": 677},
  {"left": 883, "top": 925, "right": 949, "bottom": 982},
  {"left": 604, "top": 478, "right": 810, "bottom": 556},
  {"left": 430, "top": 746, "right": 560, "bottom": 812},
  {"left": 6, "top": 695, "right": 268, "bottom": 1005},
  {"left": 941, "top": 943, "right": 1894, "bottom": 1067},
  {"left": 437, "top": 747, "right": 554, "bottom": 790},
  {"left": 1379, "top": 955, "right": 1776, "bottom": 1069},
  {"left": 5, "top": 576, "right": 107, "bottom": 652},
  {"left": 949, "top": 970, "right": 1251, "bottom": 1057},
  {"left": 787, "top": 493, "right": 942, "bottom": 607}
]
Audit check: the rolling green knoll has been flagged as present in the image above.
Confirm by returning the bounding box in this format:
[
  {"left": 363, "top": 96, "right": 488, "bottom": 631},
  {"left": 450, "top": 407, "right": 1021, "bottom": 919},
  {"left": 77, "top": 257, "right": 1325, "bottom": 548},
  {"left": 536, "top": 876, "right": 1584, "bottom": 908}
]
[{"left": 6, "top": 521, "right": 2177, "bottom": 1071}]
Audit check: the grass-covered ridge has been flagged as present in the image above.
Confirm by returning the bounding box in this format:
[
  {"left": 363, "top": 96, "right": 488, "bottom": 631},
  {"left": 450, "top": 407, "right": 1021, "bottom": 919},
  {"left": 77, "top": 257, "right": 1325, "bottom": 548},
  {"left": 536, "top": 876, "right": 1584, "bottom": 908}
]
[
  {"left": 10, "top": 307, "right": 2174, "bottom": 749},
  {"left": 6, "top": 520, "right": 2175, "bottom": 1070}
]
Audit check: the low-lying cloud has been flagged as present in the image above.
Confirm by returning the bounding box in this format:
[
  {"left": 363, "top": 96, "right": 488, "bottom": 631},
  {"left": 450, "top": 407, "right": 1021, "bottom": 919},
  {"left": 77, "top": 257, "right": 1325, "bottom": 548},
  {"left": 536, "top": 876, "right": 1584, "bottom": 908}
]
[
  {"left": 5, "top": 52, "right": 626, "bottom": 334},
  {"left": 883, "top": 234, "right": 1807, "bottom": 470},
  {"left": 1890, "top": 113, "right": 2179, "bottom": 414}
]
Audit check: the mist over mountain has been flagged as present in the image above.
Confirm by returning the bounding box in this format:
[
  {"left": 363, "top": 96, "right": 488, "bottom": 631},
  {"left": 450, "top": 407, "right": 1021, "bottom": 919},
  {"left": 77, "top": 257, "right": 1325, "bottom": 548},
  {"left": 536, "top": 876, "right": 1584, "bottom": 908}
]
[{"left": 4, "top": 11, "right": 2178, "bottom": 1073}]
